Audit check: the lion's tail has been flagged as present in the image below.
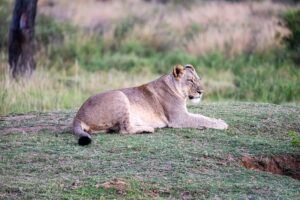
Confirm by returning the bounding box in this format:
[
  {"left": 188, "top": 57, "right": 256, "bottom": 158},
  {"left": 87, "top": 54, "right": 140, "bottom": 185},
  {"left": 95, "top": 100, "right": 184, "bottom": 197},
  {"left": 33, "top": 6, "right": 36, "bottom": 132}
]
[{"left": 73, "top": 119, "right": 92, "bottom": 146}]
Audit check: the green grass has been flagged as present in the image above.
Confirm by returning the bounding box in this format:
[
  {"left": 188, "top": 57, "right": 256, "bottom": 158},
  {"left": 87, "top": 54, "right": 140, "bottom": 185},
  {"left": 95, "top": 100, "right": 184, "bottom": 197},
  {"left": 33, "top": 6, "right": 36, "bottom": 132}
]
[{"left": 1, "top": 103, "right": 300, "bottom": 199}]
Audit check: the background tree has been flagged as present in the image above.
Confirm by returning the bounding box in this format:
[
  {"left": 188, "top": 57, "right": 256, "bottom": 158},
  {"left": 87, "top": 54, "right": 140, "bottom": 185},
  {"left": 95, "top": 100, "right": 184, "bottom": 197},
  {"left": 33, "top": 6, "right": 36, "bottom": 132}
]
[{"left": 8, "top": 0, "right": 38, "bottom": 79}]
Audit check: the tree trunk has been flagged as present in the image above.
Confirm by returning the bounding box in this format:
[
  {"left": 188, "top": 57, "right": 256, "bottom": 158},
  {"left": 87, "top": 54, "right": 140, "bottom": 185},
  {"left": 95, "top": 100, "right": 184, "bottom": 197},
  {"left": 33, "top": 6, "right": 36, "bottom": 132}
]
[{"left": 8, "top": 0, "right": 38, "bottom": 79}]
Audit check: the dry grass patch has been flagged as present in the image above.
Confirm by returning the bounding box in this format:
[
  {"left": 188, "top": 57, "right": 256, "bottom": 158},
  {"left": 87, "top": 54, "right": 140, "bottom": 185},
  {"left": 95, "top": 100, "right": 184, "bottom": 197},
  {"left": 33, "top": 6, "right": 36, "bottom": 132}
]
[
  {"left": 176, "top": 1, "right": 289, "bottom": 56},
  {"left": 39, "top": 0, "right": 293, "bottom": 57},
  {"left": 0, "top": 63, "right": 156, "bottom": 115}
]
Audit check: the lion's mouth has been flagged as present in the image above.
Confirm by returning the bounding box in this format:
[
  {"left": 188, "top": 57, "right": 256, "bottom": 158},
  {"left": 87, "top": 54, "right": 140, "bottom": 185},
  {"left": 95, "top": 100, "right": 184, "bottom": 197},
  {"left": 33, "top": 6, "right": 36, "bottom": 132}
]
[
  {"left": 189, "top": 94, "right": 203, "bottom": 104},
  {"left": 189, "top": 95, "right": 200, "bottom": 100}
]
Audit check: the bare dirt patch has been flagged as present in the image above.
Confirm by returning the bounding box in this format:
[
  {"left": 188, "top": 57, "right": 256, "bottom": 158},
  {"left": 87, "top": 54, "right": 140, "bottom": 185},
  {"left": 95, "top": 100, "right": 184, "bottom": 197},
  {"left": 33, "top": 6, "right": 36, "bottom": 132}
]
[
  {"left": 241, "top": 154, "right": 300, "bottom": 180},
  {"left": 0, "top": 125, "right": 69, "bottom": 135},
  {"left": 0, "top": 112, "right": 73, "bottom": 135},
  {"left": 0, "top": 114, "right": 35, "bottom": 121},
  {"left": 96, "top": 178, "right": 128, "bottom": 193}
]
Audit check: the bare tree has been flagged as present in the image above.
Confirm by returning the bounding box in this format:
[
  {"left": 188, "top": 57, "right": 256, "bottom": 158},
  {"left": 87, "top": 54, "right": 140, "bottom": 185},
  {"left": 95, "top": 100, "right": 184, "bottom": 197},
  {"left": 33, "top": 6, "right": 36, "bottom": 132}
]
[{"left": 8, "top": 0, "right": 38, "bottom": 79}]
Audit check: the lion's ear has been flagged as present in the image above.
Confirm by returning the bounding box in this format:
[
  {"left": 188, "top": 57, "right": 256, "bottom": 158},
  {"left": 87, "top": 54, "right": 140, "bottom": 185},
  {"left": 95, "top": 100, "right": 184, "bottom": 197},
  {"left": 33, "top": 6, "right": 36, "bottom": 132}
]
[{"left": 172, "top": 64, "right": 184, "bottom": 80}]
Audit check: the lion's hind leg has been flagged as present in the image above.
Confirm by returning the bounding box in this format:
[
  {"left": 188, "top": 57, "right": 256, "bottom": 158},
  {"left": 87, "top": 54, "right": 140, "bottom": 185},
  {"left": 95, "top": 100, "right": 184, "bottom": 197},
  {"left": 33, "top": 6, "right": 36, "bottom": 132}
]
[
  {"left": 129, "top": 125, "right": 154, "bottom": 134},
  {"left": 120, "top": 125, "right": 154, "bottom": 134},
  {"left": 117, "top": 113, "right": 154, "bottom": 134}
]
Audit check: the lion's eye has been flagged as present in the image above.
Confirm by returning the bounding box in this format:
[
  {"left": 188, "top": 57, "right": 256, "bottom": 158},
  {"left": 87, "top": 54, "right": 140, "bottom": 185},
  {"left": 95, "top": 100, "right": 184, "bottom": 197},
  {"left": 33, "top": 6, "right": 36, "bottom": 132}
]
[{"left": 188, "top": 79, "right": 194, "bottom": 83}]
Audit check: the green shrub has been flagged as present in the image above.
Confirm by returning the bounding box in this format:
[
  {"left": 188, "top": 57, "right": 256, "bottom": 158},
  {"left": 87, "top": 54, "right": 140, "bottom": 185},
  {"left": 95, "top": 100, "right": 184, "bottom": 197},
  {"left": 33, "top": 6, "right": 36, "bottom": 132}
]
[
  {"left": 233, "top": 64, "right": 300, "bottom": 103},
  {"left": 288, "top": 131, "right": 300, "bottom": 146},
  {"left": 153, "top": 50, "right": 198, "bottom": 73},
  {"left": 184, "top": 23, "right": 203, "bottom": 39},
  {"left": 47, "top": 34, "right": 104, "bottom": 70},
  {"left": 192, "top": 52, "right": 300, "bottom": 103},
  {"left": 35, "top": 15, "right": 74, "bottom": 48},
  {"left": 99, "top": 53, "right": 152, "bottom": 72},
  {"left": 0, "top": 0, "right": 11, "bottom": 51},
  {"left": 114, "top": 17, "right": 142, "bottom": 41},
  {"left": 282, "top": 9, "right": 300, "bottom": 64},
  {"left": 120, "top": 40, "right": 156, "bottom": 57}
]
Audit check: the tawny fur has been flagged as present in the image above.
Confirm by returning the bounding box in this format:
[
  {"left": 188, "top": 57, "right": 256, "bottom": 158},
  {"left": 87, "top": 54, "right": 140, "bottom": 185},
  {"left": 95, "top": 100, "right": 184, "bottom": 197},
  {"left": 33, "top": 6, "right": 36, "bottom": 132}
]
[{"left": 73, "top": 64, "right": 228, "bottom": 145}]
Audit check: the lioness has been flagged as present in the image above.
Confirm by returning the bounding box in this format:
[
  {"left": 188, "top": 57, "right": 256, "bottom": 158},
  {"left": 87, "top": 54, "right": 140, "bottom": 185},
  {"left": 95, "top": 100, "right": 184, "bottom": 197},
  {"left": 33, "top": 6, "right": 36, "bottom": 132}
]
[{"left": 73, "top": 64, "right": 228, "bottom": 145}]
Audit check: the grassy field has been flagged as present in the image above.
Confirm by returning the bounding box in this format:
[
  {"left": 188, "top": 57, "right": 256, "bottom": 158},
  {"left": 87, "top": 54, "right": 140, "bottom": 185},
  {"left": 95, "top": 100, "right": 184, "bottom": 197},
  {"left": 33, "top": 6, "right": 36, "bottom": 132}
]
[
  {"left": 1, "top": 1, "right": 300, "bottom": 198},
  {"left": 1, "top": 1, "right": 299, "bottom": 199},
  {"left": 1, "top": 102, "right": 300, "bottom": 199}
]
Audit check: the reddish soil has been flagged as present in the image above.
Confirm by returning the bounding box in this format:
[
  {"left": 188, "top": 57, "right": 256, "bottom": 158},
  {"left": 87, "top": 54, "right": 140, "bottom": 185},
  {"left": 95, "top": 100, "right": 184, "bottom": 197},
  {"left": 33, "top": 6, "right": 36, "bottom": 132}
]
[
  {"left": 241, "top": 154, "right": 300, "bottom": 180},
  {"left": 96, "top": 178, "right": 128, "bottom": 193}
]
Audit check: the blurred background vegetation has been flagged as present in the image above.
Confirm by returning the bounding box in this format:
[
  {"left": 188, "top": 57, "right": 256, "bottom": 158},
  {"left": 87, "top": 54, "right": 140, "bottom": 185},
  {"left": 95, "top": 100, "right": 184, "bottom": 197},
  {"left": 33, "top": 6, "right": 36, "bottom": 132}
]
[{"left": 0, "top": 0, "right": 299, "bottom": 115}]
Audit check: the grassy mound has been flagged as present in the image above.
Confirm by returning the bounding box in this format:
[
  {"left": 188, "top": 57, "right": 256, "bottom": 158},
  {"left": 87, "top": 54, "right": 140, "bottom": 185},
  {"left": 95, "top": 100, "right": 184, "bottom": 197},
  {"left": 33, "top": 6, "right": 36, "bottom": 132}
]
[{"left": 0, "top": 102, "right": 299, "bottom": 199}]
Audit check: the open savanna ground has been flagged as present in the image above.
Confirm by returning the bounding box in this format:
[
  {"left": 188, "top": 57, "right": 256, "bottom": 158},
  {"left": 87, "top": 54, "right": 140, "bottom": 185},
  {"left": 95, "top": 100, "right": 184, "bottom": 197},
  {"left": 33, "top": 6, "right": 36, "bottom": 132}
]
[
  {"left": 1, "top": 1, "right": 300, "bottom": 199},
  {"left": 1, "top": 103, "right": 300, "bottom": 199}
]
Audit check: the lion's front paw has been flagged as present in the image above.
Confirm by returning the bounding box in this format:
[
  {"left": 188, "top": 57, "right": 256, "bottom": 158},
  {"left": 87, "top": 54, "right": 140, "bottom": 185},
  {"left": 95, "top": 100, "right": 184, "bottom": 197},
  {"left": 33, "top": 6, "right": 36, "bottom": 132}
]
[{"left": 213, "top": 119, "right": 228, "bottom": 130}]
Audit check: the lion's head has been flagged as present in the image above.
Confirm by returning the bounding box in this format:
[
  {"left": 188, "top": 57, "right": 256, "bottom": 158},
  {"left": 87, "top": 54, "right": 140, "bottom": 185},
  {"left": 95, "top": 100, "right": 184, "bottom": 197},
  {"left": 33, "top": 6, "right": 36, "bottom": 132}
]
[{"left": 172, "top": 64, "right": 204, "bottom": 103}]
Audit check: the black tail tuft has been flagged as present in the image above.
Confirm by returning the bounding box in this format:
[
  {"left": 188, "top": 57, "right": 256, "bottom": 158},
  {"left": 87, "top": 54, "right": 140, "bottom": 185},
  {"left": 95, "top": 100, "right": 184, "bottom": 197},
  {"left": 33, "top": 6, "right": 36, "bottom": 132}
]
[{"left": 78, "top": 136, "right": 92, "bottom": 146}]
